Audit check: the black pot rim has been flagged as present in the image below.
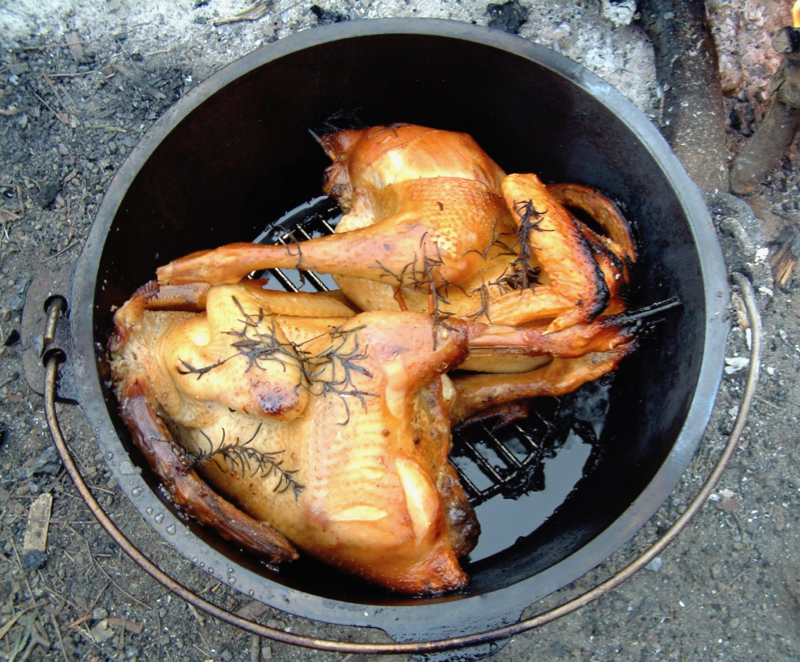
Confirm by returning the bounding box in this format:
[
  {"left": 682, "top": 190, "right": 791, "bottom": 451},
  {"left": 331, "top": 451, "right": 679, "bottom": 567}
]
[{"left": 69, "top": 18, "right": 730, "bottom": 641}]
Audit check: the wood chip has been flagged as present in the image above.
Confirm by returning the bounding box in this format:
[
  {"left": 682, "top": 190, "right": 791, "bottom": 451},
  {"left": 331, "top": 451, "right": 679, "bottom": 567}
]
[
  {"left": 107, "top": 617, "right": 143, "bottom": 635},
  {"left": 23, "top": 493, "right": 53, "bottom": 554},
  {"left": 64, "top": 32, "right": 84, "bottom": 62},
  {"left": 235, "top": 599, "right": 270, "bottom": 620}
]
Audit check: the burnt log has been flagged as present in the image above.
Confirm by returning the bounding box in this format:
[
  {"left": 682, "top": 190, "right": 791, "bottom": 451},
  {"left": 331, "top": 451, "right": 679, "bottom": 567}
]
[
  {"left": 730, "top": 27, "right": 800, "bottom": 196},
  {"left": 639, "top": 0, "right": 729, "bottom": 191}
]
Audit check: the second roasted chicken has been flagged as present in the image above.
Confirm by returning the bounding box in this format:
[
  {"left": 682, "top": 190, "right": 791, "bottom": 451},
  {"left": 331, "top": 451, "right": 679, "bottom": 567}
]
[{"left": 157, "top": 124, "right": 637, "bottom": 338}]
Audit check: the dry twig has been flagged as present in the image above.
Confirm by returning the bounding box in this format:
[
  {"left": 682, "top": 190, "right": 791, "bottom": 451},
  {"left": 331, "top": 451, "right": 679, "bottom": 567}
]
[
  {"left": 213, "top": 0, "right": 270, "bottom": 25},
  {"left": 31, "top": 90, "right": 68, "bottom": 125},
  {"left": 111, "top": 63, "right": 166, "bottom": 100}
]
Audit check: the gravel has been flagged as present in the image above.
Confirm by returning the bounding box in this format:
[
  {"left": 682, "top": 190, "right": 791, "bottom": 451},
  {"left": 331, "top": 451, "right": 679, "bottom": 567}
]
[{"left": 1, "top": 1, "right": 799, "bottom": 661}]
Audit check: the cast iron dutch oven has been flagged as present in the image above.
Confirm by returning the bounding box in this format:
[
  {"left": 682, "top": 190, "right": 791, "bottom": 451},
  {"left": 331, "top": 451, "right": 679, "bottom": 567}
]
[{"left": 29, "top": 18, "right": 731, "bottom": 658}]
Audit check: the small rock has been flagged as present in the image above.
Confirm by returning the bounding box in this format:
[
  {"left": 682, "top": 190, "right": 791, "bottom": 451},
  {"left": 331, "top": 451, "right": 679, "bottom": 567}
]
[
  {"left": 487, "top": 0, "right": 528, "bottom": 34},
  {"left": 93, "top": 607, "right": 109, "bottom": 620},
  {"left": 122, "top": 135, "right": 138, "bottom": 148},
  {"left": 645, "top": 556, "right": 663, "bottom": 572},
  {"left": 7, "top": 62, "right": 30, "bottom": 75},
  {"left": 3, "top": 329, "right": 20, "bottom": 346},
  {"left": 37, "top": 182, "right": 59, "bottom": 209},
  {"left": 261, "top": 645, "right": 272, "bottom": 661},
  {"left": 602, "top": 0, "right": 637, "bottom": 27},
  {"left": 31, "top": 445, "right": 62, "bottom": 476},
  {"left": 220, "top": 650, "right": 233, "bottom": 662},
  {"left": 21, "top": 549, "right": 47, "bottom": 571},
  {"left": 309, "top": 5, "right": 349, "bottom": 25},
  {"left": 90, "top": 619, "right": 115, "bottom": 643}
]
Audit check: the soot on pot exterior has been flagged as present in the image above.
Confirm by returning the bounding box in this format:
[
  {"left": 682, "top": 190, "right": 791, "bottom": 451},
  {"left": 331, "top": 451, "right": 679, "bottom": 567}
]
[{"left": 66, "top": 19, "right": 729, "bottom": 645}]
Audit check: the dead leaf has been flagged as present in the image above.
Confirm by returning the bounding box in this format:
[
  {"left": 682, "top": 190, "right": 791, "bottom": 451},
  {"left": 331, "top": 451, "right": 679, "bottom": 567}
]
[{"left": 235, "top": 599, "right": 270, "bottom": 620}]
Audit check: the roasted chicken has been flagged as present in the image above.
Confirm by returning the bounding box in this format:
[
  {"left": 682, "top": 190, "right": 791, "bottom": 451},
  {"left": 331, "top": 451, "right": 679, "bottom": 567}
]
[
  {"left": 111, "top": 123, "right": 644, "bottom": 595},
  {"left": 157, "top": 124, "right": 636, "bottom": 339},
  {"left": 111, "top": 281, "right": 481, "bottom": 594}
]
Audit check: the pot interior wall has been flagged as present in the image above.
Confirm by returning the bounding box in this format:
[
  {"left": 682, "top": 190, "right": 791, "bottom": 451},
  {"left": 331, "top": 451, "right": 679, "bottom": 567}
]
[{"left": 92, "top": 31, "right": 710, "bottom": 605}]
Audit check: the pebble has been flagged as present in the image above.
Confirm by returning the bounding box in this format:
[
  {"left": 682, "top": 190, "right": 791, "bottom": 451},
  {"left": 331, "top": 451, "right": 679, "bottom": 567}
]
[
  {"left": 645, "top": 556, "right": 663, "bottom": 572},
  {"left": 486, "top": 0, "right": 528, "bottom": 34},
  {"left": 220, "top": 650, "right": 233, "bottom": 662},
  {"left": 261, "top": 645, "right": 272, "bottom": 660},
  {"left": 37, "top": 183, "right": 59, "bottom": 209},
  {"left": 90, "top": 619, "right": 114, "bottom": 643},
  {"left": 8, "top": 62, "right": 30, "bottom": 75},
  {"left": 30, "top": 445, "right": 62, "bottom": 476},
  {"left": 93, "top": 607, "right": 109, "bottom": 620},
  {"left": 21, "top": 550, "right": 47, "bottom": 571}
]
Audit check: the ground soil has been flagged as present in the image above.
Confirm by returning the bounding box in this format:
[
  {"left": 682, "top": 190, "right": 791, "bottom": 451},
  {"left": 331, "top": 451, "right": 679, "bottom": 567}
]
[{"left": 1, "top": 1, "right": 799, "bottom": 661}]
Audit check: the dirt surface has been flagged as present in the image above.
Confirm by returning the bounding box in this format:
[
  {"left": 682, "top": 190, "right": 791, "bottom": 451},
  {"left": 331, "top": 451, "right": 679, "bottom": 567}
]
[{"left": 1, "top": 1, "right": 799, "bottom": 661}]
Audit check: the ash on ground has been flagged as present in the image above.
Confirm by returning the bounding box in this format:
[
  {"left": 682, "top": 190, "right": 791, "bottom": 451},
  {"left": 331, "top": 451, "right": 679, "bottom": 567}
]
[{"left": 1, "top": 2, "right": 799, "bottom": 662}]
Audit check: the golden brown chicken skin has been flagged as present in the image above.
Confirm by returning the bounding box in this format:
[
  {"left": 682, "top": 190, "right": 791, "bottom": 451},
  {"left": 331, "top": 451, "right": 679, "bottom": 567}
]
[
  {"left": 110, "top": 282, "right": 479, "bottom": 595},
  {"left": 155, "top": 125, "right": 635, "bottom": 335}
]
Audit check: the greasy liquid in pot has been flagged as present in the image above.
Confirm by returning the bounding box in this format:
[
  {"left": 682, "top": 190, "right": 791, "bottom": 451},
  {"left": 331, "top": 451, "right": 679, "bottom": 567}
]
[
  {"left": 459, "top": 380, "right": 610, "bottom": 562},
  {"left": 254, "top": 197, "right": 612, "bottom": 564}
]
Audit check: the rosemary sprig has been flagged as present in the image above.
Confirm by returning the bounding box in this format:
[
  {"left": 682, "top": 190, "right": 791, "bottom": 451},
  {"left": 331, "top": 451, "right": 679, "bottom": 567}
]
[
  {"left": 509, "top": 198, "right": 551, "bottom": 291},
  {"left": 191, "top": 425, "right": 304, "bottom": 499},
  {"left": 177, "top": 296, "right": 299, "bottom": 379},
  {"left": 301, "top": 325, "right": 378, "bottom": 425}
]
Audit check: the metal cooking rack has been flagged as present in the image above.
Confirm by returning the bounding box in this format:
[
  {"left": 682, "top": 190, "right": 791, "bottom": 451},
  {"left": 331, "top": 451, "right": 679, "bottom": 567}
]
[{"left": 258, "top": 204, "right": 572, "bottom": 507}]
